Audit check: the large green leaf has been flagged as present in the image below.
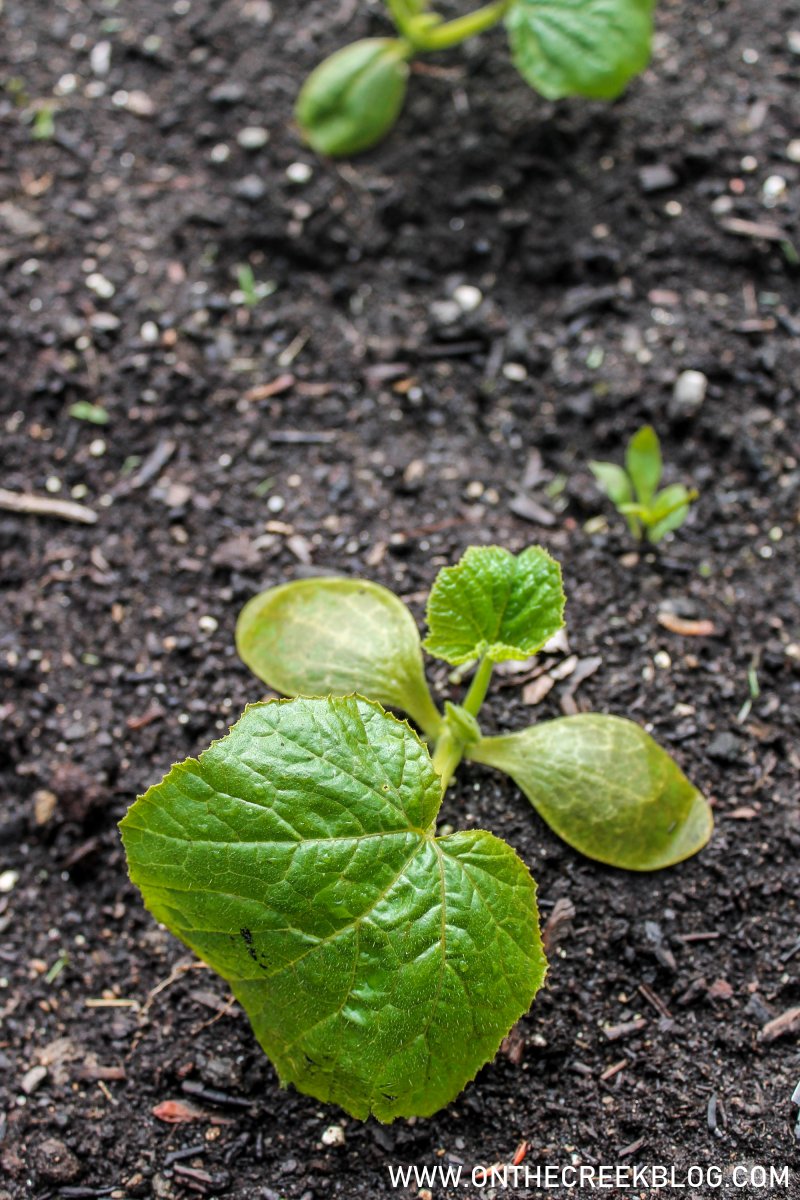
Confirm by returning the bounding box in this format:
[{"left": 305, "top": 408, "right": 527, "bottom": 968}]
[
  {"left": 506, "top": 0, "right": 654, "bottom": 101},
  {"left": 423, "top": 545, "right": 565, "bottom": 666},
  {"left": 121, "top": 697, "right": 546, "bottom": 1121},
  {"left": 236, "top": 578, "right": 442, "bottom": 737},
  {"left": 469, "top": 714, "right": 713, "bottom": 870}
]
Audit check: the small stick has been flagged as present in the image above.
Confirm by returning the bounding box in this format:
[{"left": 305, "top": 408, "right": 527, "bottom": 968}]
[{"left": 0, "top": 488, "right": 97, "bottom": 525}]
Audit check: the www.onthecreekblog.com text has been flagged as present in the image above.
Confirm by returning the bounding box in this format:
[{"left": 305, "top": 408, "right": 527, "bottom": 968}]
[{"left": 386, "top": 1160, "right": 792, "bottom": 1192}]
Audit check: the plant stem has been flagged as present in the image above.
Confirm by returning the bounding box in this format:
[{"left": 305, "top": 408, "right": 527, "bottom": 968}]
[
  {"left": 431, "top": 725, "right": 463, "bottom": 792},
  {"left": 388, "top": 0, "right": 511, "bottom": 52},
  {"left": 463, "top": 655, "right": 493, "bottom": 717}
]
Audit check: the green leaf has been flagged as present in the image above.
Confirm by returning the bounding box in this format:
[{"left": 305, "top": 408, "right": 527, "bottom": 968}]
[
  {"left": 589, "top": 461, "right": 633, "bottom": 509},
  {"left": 644, "top": 483, "right": 696, "bottom": 544},
  {"left": 68, "top": 401, "right": 109, "bottom": 425},
  {"left": 236, "top": 577, "right": 442, "bottom": 738},
  {"left": 120, "top": 697, "right": 545, "bottom": 1121},
  {"left": 625, "top": 424, "right": 662, "bottom": 505},
  {"left": 506, "top": 0, "right": 654, "bottom": 101},
  {"left": 423, "top": 545, "right": 565, "bottom": 666},
  {"left": 469, "top": 714, "right": 713, "bottom": 871},
  {"left": 296, "top": 39, "right": 410, "bottom": 158}
]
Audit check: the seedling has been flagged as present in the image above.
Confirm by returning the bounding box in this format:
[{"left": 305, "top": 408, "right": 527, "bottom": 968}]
[
  {"left": 296, "top": 0, "right": 656, "bottom": 156},
  {"left": 590, "top": 425, "right": 698, "bottom": 544},
  {"left": 121, "top": 546, "right": 712, "bottom": 1122}
]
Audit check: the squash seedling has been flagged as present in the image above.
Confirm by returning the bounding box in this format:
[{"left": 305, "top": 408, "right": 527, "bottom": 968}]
[
  {"left": 296, "top": 0, "right": 656, "bottom": 157},
  {"left": 590, "top": 425, "right": 699, "bottom": 544},
  {"left": 121, "top": 545, "right": 712, "bottom": 1122}
]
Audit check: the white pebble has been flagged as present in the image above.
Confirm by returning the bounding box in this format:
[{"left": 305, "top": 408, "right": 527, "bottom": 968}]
[
  {"left": 762, "top": 175, "right": 787, "bottom": 206},
  {"left": 266, "top": 494, "right": 284, "bottom": 513},
  {"left": 140, "top": 320, "right": 159, "bottom": 344},
  {"left": 86, "top": 272, "right": 115, "bottom": 299},
  {"left": 503, "top": 362, "right": 527, "bottom": 382},
  {"left": 237, "top": 126, "right": 269, "bottom": 150},
  {"left": 0, "top": 870, "right": 19, "bottom": 894},
  {"left": 198, "top": 615, "right": 218, "bottom": 633},
  {"left": 453, "top": 283, "right": 483, "bottom": 313},
  {"left": 788, "top": 30, "right": 800, "bottom": 54},
  {"left": 90, "top": 41, "right": 112, "bottom": 76},
  {"left": 125, "top": 90, "right": 156, "bottom": 117},
  {"left": 209, "top": 142, "right": 231, "bottom": 164},
  {"left": 286, "top": 161, "right": 312, "bottom": 184},
  {"left": 89, "top": 439, "right": 106, "bottom": 457},
  {"left": 673, "top": 369, "right": 707, "bottom": 411},
  {"left": 787, "top": 140, "right": 800, "bottom": 164},
  {"left": 654, "top": 651, "right": 672, "bottom": 670},
  {"left": 321, "top": 1125, "right": 346, "bottom": 1147}
]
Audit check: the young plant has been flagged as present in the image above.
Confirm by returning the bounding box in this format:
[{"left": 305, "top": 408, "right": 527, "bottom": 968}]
[
  {"left": 121, "top": 546, "right": 712, "bottom": 1122},
  {"left": 590, "top": 425, "right": 698, "bottom": 544},
  {"left": 296, "top": 0, "right": 656, "bottom": 157}
]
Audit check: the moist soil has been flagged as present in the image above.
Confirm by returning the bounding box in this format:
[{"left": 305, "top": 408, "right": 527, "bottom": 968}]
[{"left": 1, "top": 1, "right": 799, "bottom": 1197}]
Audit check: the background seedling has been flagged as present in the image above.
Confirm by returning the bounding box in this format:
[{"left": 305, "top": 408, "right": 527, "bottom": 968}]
[
  {"left": 590, "top": 425, "right": 698, "bottom": 544},
  {"left": 296, "top": 0, "right": 656, "bottom": 157},
  {"left": 122, "top": 545, "right": 712, "bottom": 1123}
]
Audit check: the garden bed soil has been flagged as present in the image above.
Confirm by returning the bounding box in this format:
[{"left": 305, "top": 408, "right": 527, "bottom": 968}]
[{"left": 1, "top": 0, "right": 799, "bottom": 1196}]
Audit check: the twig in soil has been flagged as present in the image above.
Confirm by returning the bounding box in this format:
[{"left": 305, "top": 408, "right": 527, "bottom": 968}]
[
  {"left": 637, "top": 983, "right": 672, "bottom": 1020},
  {"left": 718, "top": 217, "right": 787, "bottom": 242},
  {"left": 675, "top": 931, "right": 721, "bottom": 943},
  {"left": 603, "top": 1017, "right": 648, "bottom": 1041},
  {"left": 181, "top": 1079, "right": 253, "bottom": 1110},
  {"left": 0, "top": 488, "right": 98, "bottom": 525},
  {"left": 141, "top": 960, "right": 209, "bottom": 1016},
  {"left": 619, "top": 1137, "right": 645, "bottom": 1158},
  {"left": 267, "top": 429, "right": 337, "bottom": 445},
  {"left": 127, "top": 438, "right": 177, "bottom": 490},
  {"left": 85, "top": 998, "right": 139, "bottom": 1008},
  {"left": 164, "top": 1143, "right": 207, "bottom": 1167},
  {"left": 189, "top": 992, "right": 236, "bottom": 1035},
  {"left": 600, "top": 1059, "right": 628, "bottom": 1082}
]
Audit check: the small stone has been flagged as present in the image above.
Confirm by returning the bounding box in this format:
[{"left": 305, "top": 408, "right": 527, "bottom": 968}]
[
  {"left": 429, "top": 299, "right": 461, "bottom": 327},
  {"left": 90, "top": 40, "right": 112, "bottom": 76},
  {"left": 502, "top": 362, "right": 527, "bottom": 382},
  {"left": 286, "top": 161, "right": 312, "bottom": 184},
  {"left": 89, "top": 312, "right": 121, "bottom": 332},
  {"left": 237, "top": 126, "right": 269, "bottom": 151},
  {"left": 209, "top": 81, "right": 245, "bottom": 105},
  {"left": 21, "top": 1065, "right": 48, "bottom": 1094},
  {"left": 209, "top": 143, "right": 231, "bottom": 164},
  {"left": 32, "top": 1138, "right": 82, "bottom": 1185},
  {"left": 124, "top": 90, "right": 155, "bottom": 117},
  {"left": 0, "top": 201, "right": 44, "bottom": 238},
  {"left": 788, "top": 30, "right": 800, "bottom": 54},
  {"left": 673, "top": 369, "right": 708, "bottom": 412},
  {"left": 787, "top": 140, "right": 800, "bottom": 164},
  {"left": 707, "top": 732, "right": 741, "bottom": 763},
  {"left": 198, "top": 615, "right": 218, "bottom": 633},
  {"left": 140, "top": 320, "right": 159, "bottom": 344},
  {"left": 321, "top": 1124, "right": 346, "bottom": 1147},
  {"left": 638, "top": 163, "right": 678, "bottom": 193},
  {"left": 762, "top": 175, "right": 787, "bottom": 206},
  {"left": 0, "top": 870, "right": 18, "bottom": 893},
  {"left": 233, "top": 175, "right": 266, "bottom": 202},
  {"left": 86, "top": 272, "right": 115, "bottom": 299},
  {"left": 453, "top": 283, "right": 483, "bottom": 312},
  {"left": 164, "top": 482, "right": 192, "bottom": 508}
]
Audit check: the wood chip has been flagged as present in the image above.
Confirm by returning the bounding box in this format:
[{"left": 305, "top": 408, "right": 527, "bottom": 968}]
[
  {"left": 600, "top": 1058, "right": 628, "bottom": 1082},
  {"left": 658, "top": 613, "right": 716, "bottom": 637},
  {"left": 243, "top": 373, "right": 295, "bottom": 401},
  {"left": 759, "top": 1006, "right": 800, "bottom": 1043},
  {"left": 719, "top": 217, "right": 787, "bottom": 242},
  {"left": 0, "top": 488, "right": 98, "bottom": 525},
  {"left": 152, "top": 1100, "right": 209, "bottom": 1124},
  {"left": 603, "top": 1017, "right": 648, "bottom": 1041},
  {"left": 707, "top": 978, "right": 734, "bottom": 1001},
  {"left": 542, "top": 897, "right": 576, "bottom": 953},
  {"left": 508, "top": 492, "right": 556, "bottom": 526},
  {"left": 522, "top": 675, "right": 555, "bottom": 706}
]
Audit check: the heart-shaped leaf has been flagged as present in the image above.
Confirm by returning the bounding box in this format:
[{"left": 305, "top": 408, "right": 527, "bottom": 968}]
[
  {"left": 236, "top": 578, "right": 442, "bottom": 737},
  {"left": 469, "top": 714, "right": 713, "bottom": 870},
  {"left": 423, "top": 545, "right": 565, "bottom": 666},
  {"left": 121, "top": 697, "right": 546, "bottom": 1121},
  {"left": 506, "top": 0, "right": 654, "bottom": 101}
]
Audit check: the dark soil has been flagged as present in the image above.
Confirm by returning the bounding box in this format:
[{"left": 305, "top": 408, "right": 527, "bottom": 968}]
[{"left": 1, "top": 0, "right": 799, "bottom": 1196}]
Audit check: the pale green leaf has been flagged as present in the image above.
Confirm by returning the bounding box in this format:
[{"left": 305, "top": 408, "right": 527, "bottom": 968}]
[
  {"left": 121, "top": 697, "right": 545, "bottom": 1121},
  {"left": 589, "top": 461, "right": 633, "bottom": 508},
  {"left": 236, "top": 578, "right": 442, "bottom": 737},
  {"left": 469, "top": 714, "right": 713, "bottom": 870},
  {"left": 625, "top": 424, "right": 662, "bottom": 505},
  {"left": 506, "top": 0, "right": 654, "bottom": 101},
  {"left": 644, "top": 483, "right": 696, "bottom": 544},
  {"left": 423, "top": 545, "right": 565, "bottom": 666}
]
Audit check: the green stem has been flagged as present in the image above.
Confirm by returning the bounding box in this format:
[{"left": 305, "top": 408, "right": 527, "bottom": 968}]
[
  {"left": 462, "top": 655, "right": 493, "bottom": 717},
  {"left": 390, "top": 0, "right": 511, "bottom": 52},
  {"left": 431, "top": 726, "right": 463, "bottom": 793}
]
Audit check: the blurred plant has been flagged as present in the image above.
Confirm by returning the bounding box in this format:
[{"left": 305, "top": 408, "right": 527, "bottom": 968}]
[{"left": 590, "top": 425, "right": 698, "bottom": 544}]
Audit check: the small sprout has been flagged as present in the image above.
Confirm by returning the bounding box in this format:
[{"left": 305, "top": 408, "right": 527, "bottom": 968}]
[
  {"left": 68, "top": 402, "right": 110, "bottom": 425},
  {"left": 31, "top": 104, "right": 56, "bottom": 140},
  {"left": 122, "top": 546, "right": 711, "bottom": 1124},
  {"left": 590, "top": 425, "right": 698, "bottom": 544},
  {"left": 296, "top": 1, "right": 655, "bottom": 157},
  {"left": 234, "top": 264, "right": 277, "bottom": 308}
]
